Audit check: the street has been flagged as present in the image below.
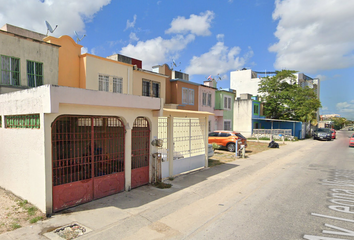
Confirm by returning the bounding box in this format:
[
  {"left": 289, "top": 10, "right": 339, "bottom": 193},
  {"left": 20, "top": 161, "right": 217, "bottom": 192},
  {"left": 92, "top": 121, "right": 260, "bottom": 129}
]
[{"left": 1, "top": 130, "right": 354, "bottom": 240}]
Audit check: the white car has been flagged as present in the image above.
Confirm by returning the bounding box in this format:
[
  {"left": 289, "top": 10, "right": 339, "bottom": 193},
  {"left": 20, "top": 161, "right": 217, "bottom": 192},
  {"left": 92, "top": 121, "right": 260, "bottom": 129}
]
[
  {"left": 159, "top": 149, "right": 184, "bottom": 161},
  {"left": 208, "top": 144, "right": 214, "bottom": 158}
]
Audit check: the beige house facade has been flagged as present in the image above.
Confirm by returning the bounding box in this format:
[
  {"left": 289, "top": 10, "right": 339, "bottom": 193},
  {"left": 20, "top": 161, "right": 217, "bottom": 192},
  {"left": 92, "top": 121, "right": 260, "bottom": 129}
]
[{"left": 0, "top": 24, "right": 59, "bottom": 94}]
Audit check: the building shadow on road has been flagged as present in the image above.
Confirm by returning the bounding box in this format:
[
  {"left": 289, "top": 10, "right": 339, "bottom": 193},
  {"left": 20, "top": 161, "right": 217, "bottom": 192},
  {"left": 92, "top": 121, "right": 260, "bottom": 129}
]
[{"left": 56, "top": 162, "right": 239, "bottom": 215}]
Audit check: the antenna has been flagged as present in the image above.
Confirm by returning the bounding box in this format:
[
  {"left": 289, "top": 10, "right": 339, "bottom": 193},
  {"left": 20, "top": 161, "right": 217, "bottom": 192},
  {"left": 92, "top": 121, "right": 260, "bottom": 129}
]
[
  {"left": 171, "top": 59, "right": 180, "bottom": 70},
  {"left": 45, "top": 21, "right": 58, "bottom": 36},
  {"left": 74, "top": 31, "right": 86, "bottom": 43}
]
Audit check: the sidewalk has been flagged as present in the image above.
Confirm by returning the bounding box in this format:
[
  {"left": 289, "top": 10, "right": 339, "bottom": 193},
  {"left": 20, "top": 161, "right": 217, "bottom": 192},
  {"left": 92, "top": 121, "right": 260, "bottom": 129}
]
[{"left": 0, "top": 139, "right": 309, "bottom": 240}]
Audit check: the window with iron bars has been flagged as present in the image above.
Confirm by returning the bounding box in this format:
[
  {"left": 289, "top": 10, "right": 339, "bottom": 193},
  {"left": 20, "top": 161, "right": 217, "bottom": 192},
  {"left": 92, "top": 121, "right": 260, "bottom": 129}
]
[
  {"left": 1, "top": 55, "right": 20, "bottom": 86},
  {"left": 113, "top": 77, "right": 123, "bottom": 93},
  {"left": 142, "top": 79, "right": 160, "bottom": 98},
  {"left": 99, "top": 74, "right": 109, "bottom": 92},
  {"left": 5, "top": 114, "right": 40, "bottom": 129},
  {"left": 27, "top": 60, "right": 43, "bottom": 87}
]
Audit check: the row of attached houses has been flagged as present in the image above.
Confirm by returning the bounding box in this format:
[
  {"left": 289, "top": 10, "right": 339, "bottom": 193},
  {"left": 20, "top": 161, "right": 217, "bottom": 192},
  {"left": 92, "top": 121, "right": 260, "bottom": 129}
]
[
  {"left": 1, "top": 23, "right": 311, "bottom": 215},
  {"left": 0, "top": 24, "right": 222, "bottom": 214}
]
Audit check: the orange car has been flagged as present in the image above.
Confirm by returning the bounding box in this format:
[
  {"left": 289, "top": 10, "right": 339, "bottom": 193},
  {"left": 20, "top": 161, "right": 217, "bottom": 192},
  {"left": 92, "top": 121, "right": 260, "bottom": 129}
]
[{"left": 208, "top": 130, "right": 247, "bottom": 152}]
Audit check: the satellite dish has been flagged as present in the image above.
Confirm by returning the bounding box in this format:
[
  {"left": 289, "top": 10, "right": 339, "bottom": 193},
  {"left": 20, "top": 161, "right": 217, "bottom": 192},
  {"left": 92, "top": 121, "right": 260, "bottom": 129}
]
[
  {"left": 45, "top": 20, "right": 58, "bottom": 36},
  {"left": 74, "top": 31, "right": 86, "bottom": 43}
]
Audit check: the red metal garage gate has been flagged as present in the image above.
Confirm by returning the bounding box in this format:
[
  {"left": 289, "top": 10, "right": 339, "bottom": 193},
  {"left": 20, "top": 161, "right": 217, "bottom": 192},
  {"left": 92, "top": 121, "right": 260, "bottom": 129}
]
[
  {"left": 52, "top": 115, "right": 125, "bottom": 212},
  {"left": 131, "top": 117, "right": 150, "bottom": 189}
]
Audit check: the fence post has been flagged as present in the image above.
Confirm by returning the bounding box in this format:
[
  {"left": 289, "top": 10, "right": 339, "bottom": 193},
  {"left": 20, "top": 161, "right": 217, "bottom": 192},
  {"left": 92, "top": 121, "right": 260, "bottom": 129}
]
[{"left": 235, "top": 139, "right": 239, "bottom": 157}]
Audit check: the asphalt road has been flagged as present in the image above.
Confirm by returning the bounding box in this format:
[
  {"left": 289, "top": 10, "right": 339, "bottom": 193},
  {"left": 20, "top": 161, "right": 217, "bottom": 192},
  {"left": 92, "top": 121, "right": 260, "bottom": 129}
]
[{"left": 189, "top": 130, "right": 354, "bottom": 240}]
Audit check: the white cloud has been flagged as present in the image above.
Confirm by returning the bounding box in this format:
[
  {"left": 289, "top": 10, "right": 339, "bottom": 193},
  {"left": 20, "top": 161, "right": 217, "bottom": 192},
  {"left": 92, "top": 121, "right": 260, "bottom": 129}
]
[
  {"left": 81, "top": 47, "right": 88, "bottom": 54},
  {"left": 185, "top": 38, "right": 253, "bottom": 76},
  {"left": 270, "top": 0, "right": 354, "bottom": 73},
  {"left": 120, "top": 34, "right": 195, "bottom": 69},
  {"left": 315, "top": 74, "right": 327, "bottom": 81},
  {"left": 165, "top": 11, "right": 214, "bottom": 36},
  {"left": 321, "top": 106, "right": 328, "bottom": 111},
  {"left": 129, "top": 32, "right": 139, "bottom": 42},
  {"left": 336, "top": 100, "right": 354, "bottom": 117},
  {"left": 0, "top": 0, "right": 110, "bottom": 38},
  {"left": 125, "top": 14, "right": 137, "bottom": 30}
]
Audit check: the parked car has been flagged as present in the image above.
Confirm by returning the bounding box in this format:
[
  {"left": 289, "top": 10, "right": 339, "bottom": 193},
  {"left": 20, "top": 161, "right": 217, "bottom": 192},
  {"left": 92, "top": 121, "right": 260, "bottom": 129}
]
[
  {"left": 331, "top": 128, "right": 336, "bottom": 139},
  {"left": 159, "top": 149, "right": 184, "bottom": 162},
  {"left": 208, "top": 144, "right": 214, "bottom": 158},
  {"left": 349, "top": 127, "right": 354, "bottom": 131},
  {"left": 313, "top": 128, "right": 332, "bottom": 141},
  {"left": 350, "top": 134, "right": 354, "bottom": 147},
  {"left": 208, "top": 130, "right": 247, "bottom": 152}
]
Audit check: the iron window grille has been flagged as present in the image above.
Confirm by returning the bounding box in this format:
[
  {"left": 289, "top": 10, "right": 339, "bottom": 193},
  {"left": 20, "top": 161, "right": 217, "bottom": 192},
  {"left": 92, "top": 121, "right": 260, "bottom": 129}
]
[
  {"left": 5, "top": 114, "right": 40, "bottom": 129},
  {"left": 202, "top": 92, "right": 207, "bottom": 105},
  {"left": 207, "top": 93, "right": 212, "bottom": 107},
  {"left": 223, "top": 120, "right": 231, "bottom": 131},
  {"left": 99, "top": 75, "right": 109, "bottom": 92},
  {"left": 182, "top": 87, "right": 194, "bottom": 105},
  {"left": 27, "top": 61, "right": 43, "bottom": 87},
  {"left": 254, "top": 104, "right": 259, "bottom": 115},
  {"left": 1, "top": 55, "right": 20, "bottom": 86},
  {"left": 113, "top": 77, "right": 123, "bottom": 93},
  {"left": 142, "top": 79, "right": 160, "bottom": 98},
  {"left": 223, "top": 96, "right": 232, "bottom": 110}
]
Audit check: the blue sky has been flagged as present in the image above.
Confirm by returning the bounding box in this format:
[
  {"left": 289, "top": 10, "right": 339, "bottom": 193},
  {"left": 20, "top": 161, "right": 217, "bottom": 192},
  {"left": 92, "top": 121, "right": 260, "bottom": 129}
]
[{"left": 1, "top": 0, "right": 354, "bottom": 120}]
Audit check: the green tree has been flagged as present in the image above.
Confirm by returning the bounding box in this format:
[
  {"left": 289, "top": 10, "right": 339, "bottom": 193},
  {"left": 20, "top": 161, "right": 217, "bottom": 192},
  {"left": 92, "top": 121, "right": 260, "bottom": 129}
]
[
  {"left": 331, "top": 117, "right": 347, "bottom": 130},
  {"left": 258, "top": 70, "right": 321, "bottom": 122}
]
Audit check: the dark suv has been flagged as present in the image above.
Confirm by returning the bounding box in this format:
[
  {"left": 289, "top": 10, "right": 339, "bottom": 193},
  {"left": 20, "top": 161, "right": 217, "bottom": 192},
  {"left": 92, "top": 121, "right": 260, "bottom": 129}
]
[{"left": 313, "top": 128, "right": 332, "bottom": 141}]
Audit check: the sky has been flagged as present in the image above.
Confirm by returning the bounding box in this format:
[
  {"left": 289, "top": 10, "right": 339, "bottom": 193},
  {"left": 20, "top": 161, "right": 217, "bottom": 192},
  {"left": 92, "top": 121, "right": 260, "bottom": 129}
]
[{"left": 1, "top": 0, "right": 353, "bottom": 120}]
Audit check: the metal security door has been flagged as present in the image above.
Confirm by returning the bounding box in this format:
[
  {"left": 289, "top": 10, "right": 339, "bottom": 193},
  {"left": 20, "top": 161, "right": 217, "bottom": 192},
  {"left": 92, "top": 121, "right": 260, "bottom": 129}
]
[
  {"left": 52, "top": 116, "right": 125, "bottom": 212},
  {"left": 131, "top": 117, "right": 150, "bottom": 189}
]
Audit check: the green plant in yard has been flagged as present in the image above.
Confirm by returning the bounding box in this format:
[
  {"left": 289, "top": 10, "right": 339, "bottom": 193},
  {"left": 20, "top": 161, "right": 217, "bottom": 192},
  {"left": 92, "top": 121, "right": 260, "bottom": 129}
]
[
  {"left": 11, "top": 223, "right": 21, "bottom": 230},
  {"left": 168, "top": 177, "right": 174, "bottom": 181},
  {"left": 17, "top": 200, "right": 28, "bottom": 208},
  {"left": 27, "top": 206, "right": 37, "bottom": 216},
  {"left": 29, "top": 216, "right": 43, "bottom": 224},
  {"left": 211, "top": 143, "right": 220, "bottom": 150}
]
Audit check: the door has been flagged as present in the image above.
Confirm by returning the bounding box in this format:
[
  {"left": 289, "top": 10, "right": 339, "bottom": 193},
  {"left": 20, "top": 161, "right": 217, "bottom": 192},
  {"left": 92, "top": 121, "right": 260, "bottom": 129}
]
[
  {"left": 52, "top": 116, "right": 125, "bottom": 212},
  {"left": 131, "top": 117, "right": 150, "bottom": 189}
]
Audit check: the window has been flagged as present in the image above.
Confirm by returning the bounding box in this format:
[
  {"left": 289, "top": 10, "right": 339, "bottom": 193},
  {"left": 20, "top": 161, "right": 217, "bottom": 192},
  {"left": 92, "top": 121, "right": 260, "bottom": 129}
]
[
  {"left": 224, "top": 120, "right": 231, "bottom": 130},
  {"left": 142, "top": 80, "right": 150, "bottom": 96},
  {"left": 5, "top": 114, "right": 40, "bottom": 129},
  {"left": 27, "top": 61, "right": 43, "bottom": 87},
  {"left": 152, "top": 82, "right": 160, "bottom": 98},
  {"left": 182, "top": 87, "right": 194, "bottom": 105},
  {"left": 142, "top": 79, "right": 160, "bottom": 98},
  {"left": 202, "top": 92, "right": 207, "bottom": 105},
  {"left": 207, "top": 93, "right": 212, "bottom": 107},
  {"left": 1, "top": 55, "right": 20, "bottom": 86},
  {"left": 208, "top": 132, "right": 219, "bottom": 137},
  {"left": 220, "top": 132, "right": 231, "bottom": 137},
  {"left": 254, "top": 104, "right": 259, "bottom": 115},
  {"left": 99, "top": 75, "right": 109, "bottom": 92},
  {"left": 202, "top": 92, "right": 212, "bottom": 106},
  {"left": 113, "top": 77, "right": 123, "bottom": 93},
  {"left": 224, "top": 96, "right": 232, "bottom": 110}
]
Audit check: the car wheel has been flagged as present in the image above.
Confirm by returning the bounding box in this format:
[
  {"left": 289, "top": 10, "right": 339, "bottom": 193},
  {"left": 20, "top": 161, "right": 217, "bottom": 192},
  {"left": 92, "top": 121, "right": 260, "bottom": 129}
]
[{"left": 227, "top": 143, "right": 235, "bottom": 152}]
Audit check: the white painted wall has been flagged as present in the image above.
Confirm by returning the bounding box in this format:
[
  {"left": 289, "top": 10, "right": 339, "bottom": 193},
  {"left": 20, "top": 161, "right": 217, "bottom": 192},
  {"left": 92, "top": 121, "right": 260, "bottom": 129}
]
[
  {"left": 233, "top": 99, "right": 253, "bottom": 137},
  {"left": 161, "top": 155, "right": 205, "bottom": 179},
  {"left": 0, "top": 85, "right": 162, "bottom": 213},
  {"left": 230, "top": 70, "right": 260, "bottom": 98},
  {"left": 0, "top": 88, "right": 48, "bottom": 212}
]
